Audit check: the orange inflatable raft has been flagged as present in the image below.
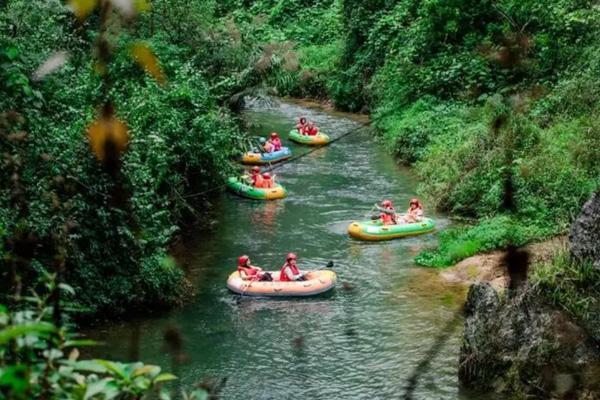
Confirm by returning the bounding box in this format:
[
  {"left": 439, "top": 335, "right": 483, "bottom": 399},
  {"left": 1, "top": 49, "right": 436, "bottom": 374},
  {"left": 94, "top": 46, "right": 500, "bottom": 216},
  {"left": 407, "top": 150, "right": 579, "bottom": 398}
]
[{"left": 226, "top": 270, "right": 337, "bottom": 297}]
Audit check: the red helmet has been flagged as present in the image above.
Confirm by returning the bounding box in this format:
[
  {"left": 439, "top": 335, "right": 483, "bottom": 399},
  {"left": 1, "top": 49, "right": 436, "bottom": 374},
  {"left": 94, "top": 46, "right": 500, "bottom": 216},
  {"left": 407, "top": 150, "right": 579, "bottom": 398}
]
[
  {"left": 262, "top": 172, "right": 271, "bottom": 179},
  {"left": 410, "top": 198, "right": 420, "bottom": 205},
  {"left": 238, "top": 255, "right": 249, "bottom": 266},
  {"left": 252, "top": 166, "right": 260, "bottom": 172},
  {"left": 382, "top": 200, "right": 393, "bottom": 207},
  {"left": 270, "top": 132, "right": 278, "bottom": 138},
  {"left": 286, "top": 252, "right": 297, "bottom": 261}
]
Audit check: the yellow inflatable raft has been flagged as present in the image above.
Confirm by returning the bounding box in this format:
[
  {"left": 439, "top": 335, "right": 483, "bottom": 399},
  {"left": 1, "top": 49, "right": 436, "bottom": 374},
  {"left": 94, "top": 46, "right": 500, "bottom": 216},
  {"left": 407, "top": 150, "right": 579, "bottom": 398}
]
[{"left": 226, "top": 270, "right": 337, "bottom": 297}]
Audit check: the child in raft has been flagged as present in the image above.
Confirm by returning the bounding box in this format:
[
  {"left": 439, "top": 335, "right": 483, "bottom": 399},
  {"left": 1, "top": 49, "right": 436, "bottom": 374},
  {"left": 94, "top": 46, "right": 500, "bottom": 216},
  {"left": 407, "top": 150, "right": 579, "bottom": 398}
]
[
  {"left": 270, "top": 132, "right": 282, "bottom": 151},
  {"left": 279, "top": 253, "right": 306, "bottom": 281},
  {"left": 238, "top": 255, "right": 272, "bottom": 281},
  {"left": 402, "top": 198, "right": 424, "bottom": 223},
  {"left": 263, "top": 137, "right": 275, "bottom": 153},
  {"left": 244, "top": 166, "right": 263, "bottom": 187},
  {"left": 377, "top": 199, "right": 398, "bottom": 225},
  {"left": 304, "top": 121, "right": 319, "bottom": 136},
  {"left": 259, "top": 172, "right": 275, "bottom": 189},
  {"left": 296, "top": 117, "right": 307, "bottom": 133}
]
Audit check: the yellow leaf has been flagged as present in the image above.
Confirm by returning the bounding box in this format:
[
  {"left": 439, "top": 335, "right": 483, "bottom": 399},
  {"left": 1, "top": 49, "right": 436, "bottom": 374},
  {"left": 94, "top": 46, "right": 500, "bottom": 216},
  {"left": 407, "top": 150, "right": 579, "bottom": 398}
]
[
  {"left": 130, "top": 42, "right": 166, "bottom": 85},
  {"left": 134, "top": 0, "right": 151, "bottom": 12},
  {"left": 87, "top": 110, "right": 129, "bottom": 162},
  {"left": 68, "top": 0, "right": 98, "bottom": 20}
]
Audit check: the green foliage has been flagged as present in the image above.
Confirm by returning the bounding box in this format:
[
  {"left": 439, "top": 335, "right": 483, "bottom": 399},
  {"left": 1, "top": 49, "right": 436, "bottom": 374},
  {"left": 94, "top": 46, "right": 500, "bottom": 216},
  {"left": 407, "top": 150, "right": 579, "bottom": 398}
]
[
  {"left": 0, "top": 283, "right": 194, "bottom": 400},
  {"left": 531, "top": 251, "right": 600, "bottom": 338},
  {"left": 0, "top": 1, "right": 247, "bottom": 316},
  {"left": 0, "top": 281, "right": 211, "bottom": 399},
  {"left": 415, "top": 215, "right": 556, "bottom": 268}
]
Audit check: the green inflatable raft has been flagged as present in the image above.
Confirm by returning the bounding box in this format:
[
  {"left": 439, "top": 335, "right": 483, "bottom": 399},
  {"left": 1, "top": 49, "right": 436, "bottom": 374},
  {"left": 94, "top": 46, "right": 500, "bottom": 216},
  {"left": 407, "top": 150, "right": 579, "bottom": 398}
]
[
  {"left": 348, "top": 217, "right": 435, "bottom": 241},
  {"left": 226, "top": 177, "right": 287, "bottom": 200},
  {"left": 288, "top": 129, "right": 330, "bottom": 146}
]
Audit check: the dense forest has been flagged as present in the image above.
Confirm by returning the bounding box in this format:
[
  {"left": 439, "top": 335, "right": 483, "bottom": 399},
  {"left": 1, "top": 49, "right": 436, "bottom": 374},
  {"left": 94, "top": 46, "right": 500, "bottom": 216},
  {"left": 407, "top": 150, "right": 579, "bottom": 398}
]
[{"left": 1, "top": 0, "right": 598, "bottom": 398}]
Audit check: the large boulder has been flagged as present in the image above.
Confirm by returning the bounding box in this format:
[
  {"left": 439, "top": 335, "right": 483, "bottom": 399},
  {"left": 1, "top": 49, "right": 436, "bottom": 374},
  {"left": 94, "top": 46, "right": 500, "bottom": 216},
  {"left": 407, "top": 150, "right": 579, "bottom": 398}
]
[
  {"left": 570, "top": 191, "right": 600, "bottom": 269},
  {"left": 459, "top": 283, "right": 600, "bottom": 399}
]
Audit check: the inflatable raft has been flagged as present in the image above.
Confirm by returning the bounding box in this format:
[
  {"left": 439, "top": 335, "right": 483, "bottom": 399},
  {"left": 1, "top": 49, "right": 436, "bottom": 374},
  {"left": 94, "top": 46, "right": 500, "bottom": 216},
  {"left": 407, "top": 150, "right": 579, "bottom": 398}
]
[
  {"left": 348, "top": 217, "right": 435, "bottom": 241},
  {"left": 288, "top": 130, "right": 330, "bottom": 146},
  {"left": 227, "top": 270, "right": 337, "bottom": 297},
  {"left": 241, "top": 147, "right": 292, "bottom": 165},
  {"left": 226, "top": 177, "right": 287, "bottom": 200}
]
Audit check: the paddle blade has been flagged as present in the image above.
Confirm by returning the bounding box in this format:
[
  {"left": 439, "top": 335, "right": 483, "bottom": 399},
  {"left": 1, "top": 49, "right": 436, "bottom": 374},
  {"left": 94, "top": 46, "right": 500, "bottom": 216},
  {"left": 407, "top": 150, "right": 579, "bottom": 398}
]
[{"left": 326, "top": 261, "right": 334, "bottom": 268}]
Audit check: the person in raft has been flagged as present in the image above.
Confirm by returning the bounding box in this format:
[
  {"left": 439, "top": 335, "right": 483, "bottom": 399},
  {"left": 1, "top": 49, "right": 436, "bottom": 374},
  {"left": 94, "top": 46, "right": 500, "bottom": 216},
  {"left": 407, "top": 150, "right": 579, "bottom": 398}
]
[
  {"left": 304, "top": 121, "right": 319, "bottom": 136},
  {"left": 244, "top": 166, "right": 263, "bottom": 187},
  {"left": 238, "top": 255, "right": 272, "bottom": 281},
  {"left": 377, "top": 199, "right": 398, "bottom": 225},
  {"left": 402, "top": 198, "right": 424, "bottom": 223},
  {"left": 263, "top": 137, "right": 275, "bottom": 153},
  {"left": 270, "top": 132, "right": 282, "bottom": 151},
  {"left": 296, "top": 117, "right": 307, "bottom": 133},
  {"left": 259, "top": 172, "right": 275, "bottom": 188},
  {"left": 280, "top": 253, "right": 306, "bottom": 281}
]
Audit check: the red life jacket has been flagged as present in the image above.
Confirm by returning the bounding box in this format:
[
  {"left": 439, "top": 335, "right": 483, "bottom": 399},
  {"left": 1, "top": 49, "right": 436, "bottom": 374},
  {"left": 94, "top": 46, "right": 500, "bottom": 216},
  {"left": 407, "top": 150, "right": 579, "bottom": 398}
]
[
  {"left": 279, "top": 263, "right": 300, "bottom": 281},
  {"left": 252, "top": 174, "right": 264, "bottom": 187},
  {"left": 262, "top": 178, "right": 274, "bottom": 188},
  {"left": 251, "top": 173, "right": 262, "bottom": 187},
  {"left": 381, "top": 207, "right": 396, "bottom": 225},
  {"left": 238, "top": 265, "right": 258, "bottom": 278},
  {"left": 272, "top": 138, "right": 282, "bottom": 151}
]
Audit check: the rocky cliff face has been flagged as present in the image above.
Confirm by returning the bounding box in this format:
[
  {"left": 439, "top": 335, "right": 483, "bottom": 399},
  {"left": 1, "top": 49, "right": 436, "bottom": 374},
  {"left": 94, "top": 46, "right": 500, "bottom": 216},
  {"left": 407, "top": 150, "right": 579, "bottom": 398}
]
[
  {"left": 459, "top": 283, "right": 600, "bottom": 399},
  {"left": 570, "top": 190, "right": 600, "bottom": 270}
]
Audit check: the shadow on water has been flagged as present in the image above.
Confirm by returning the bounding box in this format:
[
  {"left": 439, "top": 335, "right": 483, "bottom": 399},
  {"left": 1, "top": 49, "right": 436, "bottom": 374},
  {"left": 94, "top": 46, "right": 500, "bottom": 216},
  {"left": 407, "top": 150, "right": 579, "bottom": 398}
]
[{"left": 82, "top": 99, "right": 485, "bottom": 399}]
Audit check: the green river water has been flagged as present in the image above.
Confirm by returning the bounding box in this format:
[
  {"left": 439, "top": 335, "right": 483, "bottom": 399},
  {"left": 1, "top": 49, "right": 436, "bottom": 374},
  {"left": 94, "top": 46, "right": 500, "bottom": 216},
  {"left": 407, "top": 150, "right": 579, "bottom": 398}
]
[{"left": 87, "top": 100, "right": 487, "bottom": 399}]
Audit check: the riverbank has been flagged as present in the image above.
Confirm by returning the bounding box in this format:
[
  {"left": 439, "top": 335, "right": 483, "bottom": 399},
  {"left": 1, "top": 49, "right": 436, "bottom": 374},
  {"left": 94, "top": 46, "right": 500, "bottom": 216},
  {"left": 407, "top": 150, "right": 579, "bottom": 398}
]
[
  {"left": 439, "top": 210, "right": 600, "bottom": 399},
  {"left": 439, "top": 236, "right": 567, "bottom": 290}
]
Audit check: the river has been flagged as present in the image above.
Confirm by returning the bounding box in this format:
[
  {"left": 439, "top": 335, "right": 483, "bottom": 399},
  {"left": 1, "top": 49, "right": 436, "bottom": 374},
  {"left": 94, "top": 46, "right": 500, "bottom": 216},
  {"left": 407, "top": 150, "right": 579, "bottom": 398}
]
[{"left": 87, "top": 99, "right": 485, "bottom": 399}]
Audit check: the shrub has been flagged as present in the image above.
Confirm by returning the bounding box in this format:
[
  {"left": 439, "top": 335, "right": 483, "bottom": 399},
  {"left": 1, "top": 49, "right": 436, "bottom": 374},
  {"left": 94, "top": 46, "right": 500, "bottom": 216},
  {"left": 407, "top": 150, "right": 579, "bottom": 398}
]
[{"left": 416, "top": 215, "right": 556, "bottom": 267}]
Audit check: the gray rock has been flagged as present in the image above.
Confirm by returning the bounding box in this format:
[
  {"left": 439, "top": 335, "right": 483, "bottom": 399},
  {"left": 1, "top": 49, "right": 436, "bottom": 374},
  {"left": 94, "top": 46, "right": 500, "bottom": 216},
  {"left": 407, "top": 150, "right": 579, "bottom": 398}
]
[
  {"left": 459, "top": 283, "right": 600, "bottom": 399},
  {"left": 570, "top": 190, "right": 600, "bottom": 269}
]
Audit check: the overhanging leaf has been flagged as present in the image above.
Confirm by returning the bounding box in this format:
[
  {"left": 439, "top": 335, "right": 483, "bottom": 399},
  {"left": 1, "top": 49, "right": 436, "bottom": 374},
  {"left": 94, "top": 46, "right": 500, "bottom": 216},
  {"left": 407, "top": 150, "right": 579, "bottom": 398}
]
[
  {"left": 68, "top": 0, "right": 98, "bottom": 20},
  {"left": 0, "top": 322, "right": 55, "bottom": 345},
  {"left": 130, "top": 42, "right": 166, "bottom": 85},
  {"left": 153, "top": 373, "right": 177, "bottom": 384},
  {"left": 87, "top": 108, "right": 130, "bottom": 162}
]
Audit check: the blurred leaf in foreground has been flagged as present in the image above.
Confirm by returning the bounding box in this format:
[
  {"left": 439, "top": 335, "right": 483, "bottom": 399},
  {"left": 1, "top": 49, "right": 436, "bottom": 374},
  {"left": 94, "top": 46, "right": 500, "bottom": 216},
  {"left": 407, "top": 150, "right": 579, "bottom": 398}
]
[
  {"left": 130, "top": 42, "right": 166, "bottom": 85},
  {"left": 87, "top": 103, "right": 129, "bottom": 164},
  {"left": 32, "top": 51, "right": 70, "bottom": 81},
  {"left": 68, "top": 0, "right": 98, "bottom": 21}
]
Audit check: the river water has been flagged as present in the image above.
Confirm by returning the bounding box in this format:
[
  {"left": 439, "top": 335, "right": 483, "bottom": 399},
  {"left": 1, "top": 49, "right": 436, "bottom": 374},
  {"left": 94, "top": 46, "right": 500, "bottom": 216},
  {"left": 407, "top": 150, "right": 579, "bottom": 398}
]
[{"left": 88, "top": 99, "right": 483, "bottom": 399}]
